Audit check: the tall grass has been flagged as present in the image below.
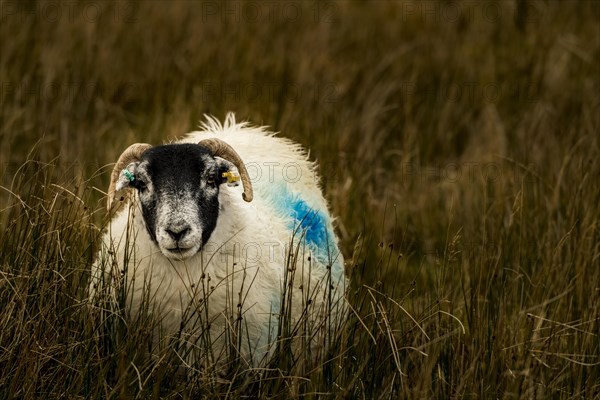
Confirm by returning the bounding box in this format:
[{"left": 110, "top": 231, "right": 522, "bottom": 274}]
[{"left": 1, "top": 0, "right": 599, "bottom": 398}]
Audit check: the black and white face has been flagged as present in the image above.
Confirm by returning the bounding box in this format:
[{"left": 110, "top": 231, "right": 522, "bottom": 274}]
[{"left": 119, "top": 144, "right": 232, "bottom": 260}]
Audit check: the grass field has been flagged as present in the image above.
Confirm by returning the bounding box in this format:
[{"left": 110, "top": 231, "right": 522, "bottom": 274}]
[{"left": 1, "top": 0, "right": 599, "bottom": 398}]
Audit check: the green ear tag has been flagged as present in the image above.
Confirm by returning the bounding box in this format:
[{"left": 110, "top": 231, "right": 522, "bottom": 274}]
[{"left": 122, "top": 169, "right": 135, "bottom": 182}]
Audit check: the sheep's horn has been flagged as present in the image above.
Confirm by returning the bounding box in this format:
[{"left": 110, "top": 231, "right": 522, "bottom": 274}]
[
  {"left": 198, "top": 138, "right": 253, "bottom": 202},
  {"left": 107, "top": 143, "right": 153, "bottom": 211}
]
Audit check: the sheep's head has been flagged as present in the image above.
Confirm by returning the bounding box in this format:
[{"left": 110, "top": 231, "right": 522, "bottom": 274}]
[{"left": 107, "top": 139, "right": 253, "bottom": 260}]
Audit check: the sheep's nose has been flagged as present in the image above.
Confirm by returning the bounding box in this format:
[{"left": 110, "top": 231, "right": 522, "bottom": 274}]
[{"left": 165, "top": 225, "right": 191, "bottom": 241}]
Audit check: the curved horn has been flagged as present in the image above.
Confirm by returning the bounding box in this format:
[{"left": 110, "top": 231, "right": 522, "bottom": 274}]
[
  {"left": 198, "top": 138, "right": 253, "bottom": 202},
  {"left": 107, "top": 143, "right": 153, "bottom": 211}
]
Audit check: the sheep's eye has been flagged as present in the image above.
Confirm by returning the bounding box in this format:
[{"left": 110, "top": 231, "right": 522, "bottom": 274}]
[
  {"left": 136, "top": 180, "right": 147, "bottom": 192},
  {"left": 206, "top": 171, "right": 218, "bottom": 186}
]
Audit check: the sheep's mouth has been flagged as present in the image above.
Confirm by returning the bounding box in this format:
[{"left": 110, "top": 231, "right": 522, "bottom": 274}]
[
  {"left": 166, "top": 246, "right": 190, "bottom": 252},
  {"left": 164, "top": 245, "right": 197, "bottom": 259}
]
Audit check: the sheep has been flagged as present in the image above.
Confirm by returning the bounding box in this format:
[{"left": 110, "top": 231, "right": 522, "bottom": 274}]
[{"left": 89, "top": 113, "right": 347, "bottom": 368}]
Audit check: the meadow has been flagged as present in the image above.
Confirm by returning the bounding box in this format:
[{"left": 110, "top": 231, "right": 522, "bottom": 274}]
[{"left": 0, "top": 1, "right": 599, "bottom": 398}]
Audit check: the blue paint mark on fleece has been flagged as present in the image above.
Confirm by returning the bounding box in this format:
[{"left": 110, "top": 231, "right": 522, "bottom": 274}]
[
  {"left": 290, "top": 197, "right": 330, "bottom": 251},
  {"left": 272, "top": 184, "right": 342, "bottom": 275}
]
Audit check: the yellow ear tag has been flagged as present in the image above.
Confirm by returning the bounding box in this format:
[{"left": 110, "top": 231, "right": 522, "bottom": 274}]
[{"left": 222, "top": 171, "right": 240, "bottom": 183}]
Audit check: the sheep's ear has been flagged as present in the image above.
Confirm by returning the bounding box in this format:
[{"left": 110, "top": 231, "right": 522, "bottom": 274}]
[
  {"left": 215, "top": 158, "right": 240, "bottom": 187},
  {"left": 115, "top": 162, "right": 139, "bottom": 192}
]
